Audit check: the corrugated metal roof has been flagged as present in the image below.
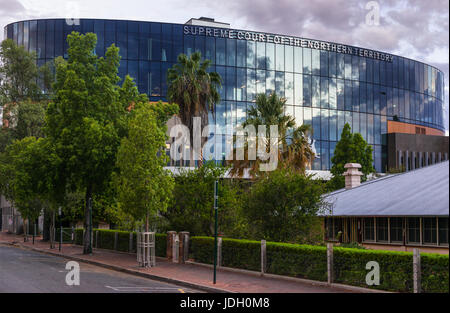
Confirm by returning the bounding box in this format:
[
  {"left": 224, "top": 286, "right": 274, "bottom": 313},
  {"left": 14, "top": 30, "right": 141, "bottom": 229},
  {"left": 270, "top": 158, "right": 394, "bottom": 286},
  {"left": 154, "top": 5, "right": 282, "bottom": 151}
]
[{"left": 323, "top": 161, "right": 449, "bottom": 217}]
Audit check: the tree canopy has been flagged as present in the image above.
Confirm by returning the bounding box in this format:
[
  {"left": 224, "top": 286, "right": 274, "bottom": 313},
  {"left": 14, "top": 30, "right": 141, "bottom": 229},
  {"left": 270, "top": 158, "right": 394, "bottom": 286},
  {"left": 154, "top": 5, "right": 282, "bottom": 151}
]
[
  {"left": 114, "top": 101, "right": 176, "bottom": 232},
  {"left": 167, "top": 52, "right": 221, "bottom": 165},
  {"left": 329, "top": 123, "right": 375, "bottom": 190},
  {"left": 244, "top": 167, "right": 327, "bottom": 243},
  {"left": 44, "top": 32, "right": 131, "bottom": 253}
]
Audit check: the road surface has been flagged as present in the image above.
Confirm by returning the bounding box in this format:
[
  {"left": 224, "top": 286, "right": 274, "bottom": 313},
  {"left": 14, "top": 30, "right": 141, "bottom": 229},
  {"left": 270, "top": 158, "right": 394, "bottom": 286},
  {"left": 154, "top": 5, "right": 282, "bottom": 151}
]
[{"left": 0, "top": 244, "right": 200, "bottom": 293}]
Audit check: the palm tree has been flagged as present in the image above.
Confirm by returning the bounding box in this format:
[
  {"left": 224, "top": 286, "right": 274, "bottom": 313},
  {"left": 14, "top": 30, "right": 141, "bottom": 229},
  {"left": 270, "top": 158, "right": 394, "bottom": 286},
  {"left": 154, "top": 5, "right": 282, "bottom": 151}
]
[
  {"left": 167, "top": 52, "right": 221, "bottom": 166},
  {"left": 283, "top": 124, "right": 315, "bottom": 173},
  {"left": 228, "top": 93, "right": 315, "bottom": 178}
]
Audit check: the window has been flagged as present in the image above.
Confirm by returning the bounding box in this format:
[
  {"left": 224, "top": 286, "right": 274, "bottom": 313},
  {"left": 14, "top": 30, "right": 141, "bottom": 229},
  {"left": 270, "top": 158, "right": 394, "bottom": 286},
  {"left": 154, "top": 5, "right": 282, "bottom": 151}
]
[
  {"left": 407, "top": 217, "right": 421, "bottom": 244},
  {"left": 227, "top": 39, "right": 236, "bottom": 66},
  {"left": 364, "top": 218, "right": 375, "bottom": 241},
  {"left": 216, "top": 38, "right": 226, "bottom": 65},
  {"left": 423, "top": 217, "right": 437, "bottom": 245},
  {"left": 246, "top": 41, "right": 256, "bottom": 68},
  {"left": 275, "top": 44, "right": 284, "bottom": 71},
  {"left": 326, "top": 218, "right": 341, "bottom": 241},
  {"left": 438, "top": 217, "right": 448, "bottom": 245},
  {"left": 390, "top": 217, "right": 403, "bottom": 243},
  {"left": 376, "top": 218, "right": 388, "bottom": 242}
]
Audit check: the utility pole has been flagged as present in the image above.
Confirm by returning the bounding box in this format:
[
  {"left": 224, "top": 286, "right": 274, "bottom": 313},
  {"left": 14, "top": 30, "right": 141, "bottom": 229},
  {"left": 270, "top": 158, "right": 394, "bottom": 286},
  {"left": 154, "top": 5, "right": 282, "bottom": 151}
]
[{"left": 213, "top": 180, "right": 218, "bottom": 284}]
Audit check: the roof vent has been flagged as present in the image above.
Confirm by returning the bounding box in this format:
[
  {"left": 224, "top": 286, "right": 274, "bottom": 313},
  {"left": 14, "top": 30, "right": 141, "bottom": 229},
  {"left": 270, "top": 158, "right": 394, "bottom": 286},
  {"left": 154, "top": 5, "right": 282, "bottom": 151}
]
[{"left": 343, "top": 163, "right": 363, "bottom": 189}]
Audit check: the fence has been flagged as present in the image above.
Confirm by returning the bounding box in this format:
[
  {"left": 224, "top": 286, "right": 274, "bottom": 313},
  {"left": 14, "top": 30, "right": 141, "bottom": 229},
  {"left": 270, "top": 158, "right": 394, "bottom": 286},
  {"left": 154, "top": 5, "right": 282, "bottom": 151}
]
[
  {"left": 74, "top": 229, "right": 166, "bottom": 257},
  {"left": 189, "top": 236, "right": 449, "bottom": 293},
  {"left": 70, "top": 230, "right": 448, "bottom": 293}
]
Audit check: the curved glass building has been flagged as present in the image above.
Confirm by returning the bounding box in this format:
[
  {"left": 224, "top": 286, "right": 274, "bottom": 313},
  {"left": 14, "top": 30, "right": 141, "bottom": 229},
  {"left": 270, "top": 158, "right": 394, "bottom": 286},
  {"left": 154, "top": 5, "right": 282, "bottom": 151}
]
[{"left": 4, "top": 18, "right": 446, "bottom": 173}]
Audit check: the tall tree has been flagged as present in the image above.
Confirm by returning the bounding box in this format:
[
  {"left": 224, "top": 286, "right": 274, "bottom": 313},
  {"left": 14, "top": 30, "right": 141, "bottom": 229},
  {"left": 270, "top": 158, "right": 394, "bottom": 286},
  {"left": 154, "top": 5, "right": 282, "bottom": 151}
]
[
  {"left": 0, "top": 136, "right": 63, "bottom": 244},
  {"left": 167, "top": 52, "right": 221, "bottom": 165},
  {"left": 0, "top": 39, "right": 39, "bottom": 104},
  {"left": 114, "top": 101, "right": 175, "bottom": 232},
  {"left": 329, "top": 123, "right": 374, "bottom": 190},
  {"left": 45, "top": 32, "right": 129, "bottom": 254}
]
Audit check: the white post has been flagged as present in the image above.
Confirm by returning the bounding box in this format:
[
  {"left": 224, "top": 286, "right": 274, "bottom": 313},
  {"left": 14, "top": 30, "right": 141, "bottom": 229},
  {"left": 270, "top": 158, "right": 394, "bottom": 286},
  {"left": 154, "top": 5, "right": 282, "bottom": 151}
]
[
  {"left": 413, "top": 248, "right": 421, "bottom": 293},
  {"left": 217, "top": 237, "right": 222, "bottom": 267},
  {"left": 261, "top": 240, "right": 266, "bottom": 275},
  {"left": 129, "top": 232, "right": 133, "bottom": 253},
  {"left": 114, "top": 231, "right": 118, "bottom": 251},
  {"left": 327, "top": 243, "right": 333, "bottom": 285},
  {"left": 172, "top": 234, "right": 179, "bottom": 263}
]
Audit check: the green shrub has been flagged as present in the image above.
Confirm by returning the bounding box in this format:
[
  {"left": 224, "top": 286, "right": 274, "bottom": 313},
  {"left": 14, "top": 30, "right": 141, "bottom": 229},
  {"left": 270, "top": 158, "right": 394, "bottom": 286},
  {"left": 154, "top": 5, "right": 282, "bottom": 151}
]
[
  {"left": 333, "top": 247, "right": 413, "bottom": 292},
  {"left": 155, "top": 233, "right": 167, "bottom": 257},
  {"left": 74, "top": 228, "right": 83, "bottom": 245},
  {"left": 267, "top": 242, "right": 328, "bottom": 281},
  {"left": 189, "top": 236, "right": 449, "bottom": 293},
  {"left": 55, "top": 228, "right": 75, "bottom": 243},
  {"left": 189, "top": 236, "right": 215, "bottom": 264},
  {"left": 421, "top": 253, "right": 449, "bottom": 293},
  {"left": 97, "top": 229, "right": 116, "bottom": 250}
]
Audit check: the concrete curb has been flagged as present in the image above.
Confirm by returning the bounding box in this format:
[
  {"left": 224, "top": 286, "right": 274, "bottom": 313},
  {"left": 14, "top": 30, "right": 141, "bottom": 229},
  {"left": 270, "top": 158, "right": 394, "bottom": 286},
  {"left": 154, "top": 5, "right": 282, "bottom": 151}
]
[
  {"left": 0, "top": 241, "right": 232, "bottom": 294},
  {"left": 185, "top": 261, "right": 392, "bottom": 294}
]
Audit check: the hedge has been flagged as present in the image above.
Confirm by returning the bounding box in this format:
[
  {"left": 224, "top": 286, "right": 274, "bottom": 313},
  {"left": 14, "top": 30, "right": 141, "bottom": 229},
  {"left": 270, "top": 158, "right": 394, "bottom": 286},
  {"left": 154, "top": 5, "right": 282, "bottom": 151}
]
[
  {"left": 73, "top": 229, "right": 166, "bottom": 257},
  {"left": 189, "top": 236, "right": 449, "bottom": 293},
  {"left": 55, "top": 228, "right": 75, "bottom": 243}
]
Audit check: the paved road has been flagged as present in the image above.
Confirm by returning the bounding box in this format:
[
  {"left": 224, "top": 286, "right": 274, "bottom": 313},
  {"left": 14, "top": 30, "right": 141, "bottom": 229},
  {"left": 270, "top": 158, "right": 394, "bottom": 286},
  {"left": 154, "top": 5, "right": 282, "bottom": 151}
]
[{"left": 0, "top": 245, "right": 200, "bottom": 293}]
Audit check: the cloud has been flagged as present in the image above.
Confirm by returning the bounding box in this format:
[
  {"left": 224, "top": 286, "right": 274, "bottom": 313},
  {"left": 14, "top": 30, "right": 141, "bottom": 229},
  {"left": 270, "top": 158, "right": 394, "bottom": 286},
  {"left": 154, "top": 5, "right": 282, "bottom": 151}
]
[
  {"left": 0, "top": 0, "right": 25, "bottom": 16},
  {"left": 1, "top": 0, "right": 448, "bottom": 130}
]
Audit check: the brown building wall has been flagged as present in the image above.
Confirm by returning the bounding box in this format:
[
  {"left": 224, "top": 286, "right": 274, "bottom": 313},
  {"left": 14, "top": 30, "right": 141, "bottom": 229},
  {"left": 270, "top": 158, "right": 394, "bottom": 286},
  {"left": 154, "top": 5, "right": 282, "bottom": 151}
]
[
  {"left": 387, "top": 133, "right": 449, "bottom": 171},
  {"left": 387, "top": 120, "right": 444, "bottom": 136}
]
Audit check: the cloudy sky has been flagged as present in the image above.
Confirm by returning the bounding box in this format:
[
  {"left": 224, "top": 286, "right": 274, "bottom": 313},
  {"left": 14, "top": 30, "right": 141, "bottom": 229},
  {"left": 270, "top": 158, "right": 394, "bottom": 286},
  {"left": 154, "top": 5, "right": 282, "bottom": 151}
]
[{"left": 1, "top": 0, "right": 448, "bottom": 133}]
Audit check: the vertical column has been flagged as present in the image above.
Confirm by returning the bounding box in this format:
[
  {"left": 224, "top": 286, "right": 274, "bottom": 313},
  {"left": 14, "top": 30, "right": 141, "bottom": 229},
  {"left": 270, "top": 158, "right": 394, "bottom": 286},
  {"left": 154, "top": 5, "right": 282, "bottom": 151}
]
[
  {"left": 438, "top": 152, "right": 442, "bottom": 163},
  {"left": 114, "top": 231, "right": 118, "bottom": 251},
  {"left": 405, "top": 150, "right": 409, "bottom": 171},
  {"left": 129, "top": 232, "right": 133, "bottom": 253},
  {"left": 166, "top": 231, "right": 176, "bottom": 260},
  {"left": 178, "top": 231, "right": 190, "bottom": 263},
  {"left": 327, "top": 242, "right": 333, "bottom": 285},
  {"left": 217, "top": 237, "right": 222, "bottom": 267},
  {"left": 261, "top": 240, "right": 266, "bottom": 276},
  {"left": 397, "top": 150, "right": 402, "bottom": 170},
  {"left": 413, "top": 248, "right": 421, "bottom": 293},
  {"left": 411, "top": 152, "right": 415, "bottom": 170},
  {"left": 425, "top": 152, "right": 429, "bottom": 167},
  {"left": 418, "top": 152, "right": 423, "bottom": 168}
]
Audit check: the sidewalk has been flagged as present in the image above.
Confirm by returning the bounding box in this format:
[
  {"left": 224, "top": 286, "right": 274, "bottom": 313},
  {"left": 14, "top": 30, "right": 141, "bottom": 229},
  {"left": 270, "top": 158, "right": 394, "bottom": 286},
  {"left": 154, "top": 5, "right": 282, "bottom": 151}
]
[{"left": 0, "top": 232, "right": 374, "bottom": 293}]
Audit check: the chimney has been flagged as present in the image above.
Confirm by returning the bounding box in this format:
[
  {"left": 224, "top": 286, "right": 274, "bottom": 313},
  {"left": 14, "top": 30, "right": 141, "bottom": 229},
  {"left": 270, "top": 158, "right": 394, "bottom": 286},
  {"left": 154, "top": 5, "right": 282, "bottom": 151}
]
[{"left": 343, "top": 163, "right": 363, "bottom": 189}]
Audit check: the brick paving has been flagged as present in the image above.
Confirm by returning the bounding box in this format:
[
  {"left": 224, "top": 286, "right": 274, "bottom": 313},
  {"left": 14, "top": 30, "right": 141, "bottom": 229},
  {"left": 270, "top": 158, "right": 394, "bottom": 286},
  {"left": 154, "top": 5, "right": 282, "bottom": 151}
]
[{"left": 0, "top": 231, "right": 360, "bottom": 293}]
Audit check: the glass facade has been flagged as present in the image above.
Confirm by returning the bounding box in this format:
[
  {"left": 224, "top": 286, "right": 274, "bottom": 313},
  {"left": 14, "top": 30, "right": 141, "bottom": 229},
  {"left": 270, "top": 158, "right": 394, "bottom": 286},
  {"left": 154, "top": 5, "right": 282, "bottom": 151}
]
[{"left": 5, "top": 19, "right": 446, "bottom": 172}]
